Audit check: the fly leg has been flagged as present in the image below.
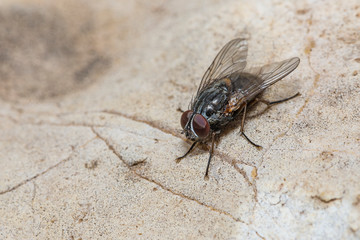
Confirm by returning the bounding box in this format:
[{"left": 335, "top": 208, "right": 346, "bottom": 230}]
[
  {"left": 176, "top": 107, "right": 184, "bottom": 113},
  {"left": 240, "top": 93, "right": 300, "bottom": 146},
  {"left": 240, "top": 103, "right": 262, "bottom": 148},
  {"left": 204, "top": 132, "right": 216, "bottom": 179},
  {"left": 257, "top": 92, "right": 300, "bottom": 106},
  {"left": 176, "top": 141, "right": 198, "bottom": 163},
  {"left": 250, "top": 92, "right": 300, "bottom": 117}
]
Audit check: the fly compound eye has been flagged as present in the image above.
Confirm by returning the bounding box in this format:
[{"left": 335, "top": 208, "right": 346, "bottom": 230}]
[
  {"left": 180, "top": 110, "right": 193, "bottom": 129},
  {"left": 192, "top": 114, "right": 210, "bottom": 138}
]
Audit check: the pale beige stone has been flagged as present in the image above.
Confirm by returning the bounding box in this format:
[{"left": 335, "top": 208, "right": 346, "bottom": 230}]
[{"left": 0, "top": 0, "right": 359, "bottom": 239}]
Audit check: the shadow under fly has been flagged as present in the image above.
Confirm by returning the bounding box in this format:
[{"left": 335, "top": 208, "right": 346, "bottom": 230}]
[{"left": 176, "top": 38, "right": 300, "bottom": 179}]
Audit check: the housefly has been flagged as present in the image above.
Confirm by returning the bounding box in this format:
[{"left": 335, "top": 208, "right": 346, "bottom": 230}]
[{"left": 176, "top": 38, "right": 300, "bottom": 178}]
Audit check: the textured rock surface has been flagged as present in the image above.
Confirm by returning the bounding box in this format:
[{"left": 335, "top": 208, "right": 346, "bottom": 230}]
[{"left": 1, "top": 0, "right": 359, "bottom": 239}]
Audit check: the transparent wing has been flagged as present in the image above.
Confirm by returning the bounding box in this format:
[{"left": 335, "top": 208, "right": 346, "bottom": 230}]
[
  {"left": 243, "top": 57, "right": 300, "bottom": 101},
  {"left": 196, "top": 38, "right": 248, "bottom": 95}
]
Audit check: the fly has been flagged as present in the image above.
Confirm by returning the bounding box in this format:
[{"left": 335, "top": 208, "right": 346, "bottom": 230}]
[{"left": 176, "top": 38, "right": 300, "bottom": 178}]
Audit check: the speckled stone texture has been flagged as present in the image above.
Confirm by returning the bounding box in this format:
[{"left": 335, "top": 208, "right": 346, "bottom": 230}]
[{"left": 0, "top": 0, "right": 359, "bottom": 239}]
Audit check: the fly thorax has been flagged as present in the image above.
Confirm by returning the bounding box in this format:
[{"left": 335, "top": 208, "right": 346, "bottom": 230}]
[{"left": 193, "top": 84, "right": 229, "bottom": 125}]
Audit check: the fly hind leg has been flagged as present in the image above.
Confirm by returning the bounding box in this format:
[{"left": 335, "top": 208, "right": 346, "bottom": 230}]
[
  {"left": 249, "top": 92, "right": 300, "bottom": 117},
  {"left": 256, "top": 92, "right": 300, "bottom": 106},
  {"left": 240, "top": 103, "right": 262, "bottom": 148}
]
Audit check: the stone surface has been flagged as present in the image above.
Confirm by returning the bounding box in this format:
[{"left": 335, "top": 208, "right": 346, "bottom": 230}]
[{"left": 1, "top": 0, "right": 360, "bottom": 239}]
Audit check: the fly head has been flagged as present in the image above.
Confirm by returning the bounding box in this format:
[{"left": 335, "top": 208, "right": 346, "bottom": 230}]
[{"left": 180, "top": 110, "right": 210, "bottom": 141}]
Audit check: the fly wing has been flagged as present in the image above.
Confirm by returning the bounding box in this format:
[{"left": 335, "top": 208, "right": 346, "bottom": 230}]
[
  {"left": 243, "top": 57, "right": 300, "bottom": 101},
  {"left": 196, "top": 38, "right": 248, "bottom": 96}
]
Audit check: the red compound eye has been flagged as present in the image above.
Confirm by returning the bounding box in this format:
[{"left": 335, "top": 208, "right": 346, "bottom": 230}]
[
  {"left": 192, "top": 114, "right": 210, "bottom": 138},
  {"left": 180, "top": 110, "right": 193, "bottom": 129}
]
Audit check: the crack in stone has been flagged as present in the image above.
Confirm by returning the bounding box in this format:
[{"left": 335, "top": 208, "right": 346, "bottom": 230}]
[
  {"left": 13, "top": 118, "right": 172, "bottom": 145},
  {"left": 257, "top": 132, "right": 281, "bottom": 171},
  {"left": 129, "top": 158, "right": 147, "bottom": 167},
  {"left": 232, "top": 163, "right": 258, "bottom": 202},
  {"left": 97, "top": 109, "right": 259, "bottom": 202},
  {"left": 0, "top": 152, "right": 74, "bottom": 195},
  {"left": 312, "top": 195, "right": 342, "bottom": 204},
  {"left": 4, "top": 108, "right": 258, "bottom": 169},
  {"left": 295, "top": 74, "right": 319, "bottom": 118},
  {"left": 3, "top": 110, "right": 260, "bottom": 205},
  {"left": 255, "top": 230, "right": 266, "bottom": 240},
  {"left": 0, "top": 114, "right": 19, "bottom": 124},
  {"left": 214, "top": 150, "right": 258, "bottom": 204},
  {"left": 12, "top": 116, "right": 259, "bottom": 211},
  {"left": 26, "top": 121, "right": 104, "bottom": 129},
  {"left": 3, "top": 109, "right": 258, "bottom": 205},
  {"left": 102, "top": 110, "right": 181, "bottom": 139},
  {"left": 31, "top": 182, "right": 39, "bottom": 237},
  {"left": 100, "top": 109, "right": 257, "bottom": 174},
  {"left": 0, "top": 134, "right": 96, "bottom": 195},
  {"left": 296, "top": 34, "right": 321, "bottom": 118},
  {"left": 31, "top": 182, "right": 37, "bottom": 210},
  {"left": 91, "top": 126, "right": 246, "bottom": 223}
]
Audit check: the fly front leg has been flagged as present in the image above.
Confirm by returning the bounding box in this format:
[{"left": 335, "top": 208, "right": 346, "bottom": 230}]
[
  {"left": 176, "top": 141, "right": 198, "bottom": 163},
  {"left": 204, "top": 132, "right": 216, "bottom": 179},
  {"left": 240, "top": 103, "right": 262, "bottom": 148}
]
